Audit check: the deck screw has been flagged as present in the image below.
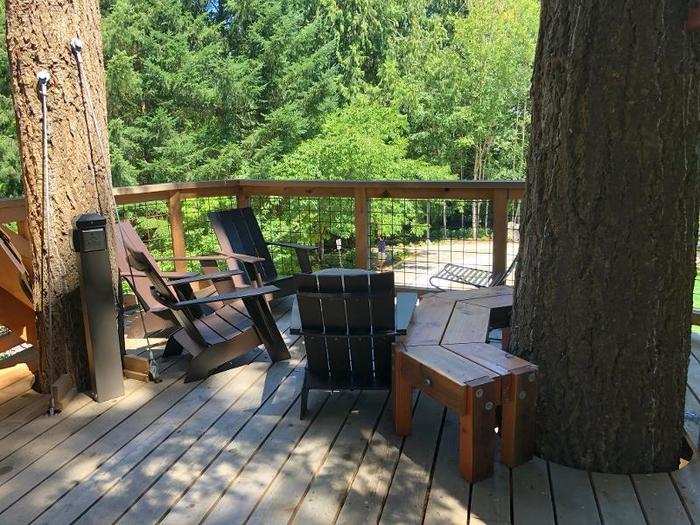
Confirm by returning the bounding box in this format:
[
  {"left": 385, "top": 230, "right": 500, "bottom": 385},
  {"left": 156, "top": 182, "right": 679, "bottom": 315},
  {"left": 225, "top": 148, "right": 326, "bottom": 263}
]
[
  {"left": 529, "top": 373, "right": 536, "bottom": 382},
  {"left": 476, "top": 389, "right": 484, "bottom": 398},
  {"left": 485, "top": 402, "right": 494, "bottom": 411},
  {"left": 424, "top": 377, "right": 432, "bottom": 387},
  {"left": 519, "top": 391, "right": 527, "bottom": 400}
]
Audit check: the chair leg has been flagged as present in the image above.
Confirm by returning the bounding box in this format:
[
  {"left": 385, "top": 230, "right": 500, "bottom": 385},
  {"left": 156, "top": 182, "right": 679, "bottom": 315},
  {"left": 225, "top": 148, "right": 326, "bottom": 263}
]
[
  {"left": 242, "top": 295, "right": 290, "bottom": 362},
  {"left": 163, "top": 336, "right": 184, "bottom": 358},
  {"left": 185, "top": 329, "right": 260, "bottom": 383},
  {"left": 300, "top": 371, "right": 309, "bottom": 419}
]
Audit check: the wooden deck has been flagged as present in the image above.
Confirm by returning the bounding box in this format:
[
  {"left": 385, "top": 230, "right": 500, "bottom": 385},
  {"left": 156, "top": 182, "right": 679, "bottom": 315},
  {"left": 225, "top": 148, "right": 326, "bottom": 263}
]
[{"left": 1, "top": 305, "right": 700, "bottom": 524}]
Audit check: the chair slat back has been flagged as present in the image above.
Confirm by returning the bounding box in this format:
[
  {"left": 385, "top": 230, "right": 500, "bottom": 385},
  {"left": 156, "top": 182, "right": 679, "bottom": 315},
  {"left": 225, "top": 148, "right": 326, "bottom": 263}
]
[
  {"left": 117, "top": 221, "right": 169, "bottom": 313},
  {"left": 295, "top": 273, "right": 329, "bottom": 381},
  {"left": 295, "top": 271, "right": 396, "bottom": 387},
  {"left": 209, "top": 208, "right": 277, "bottom": 283},
  {"left": 125, "top": 244, "right": 208, "bottom": 347}
]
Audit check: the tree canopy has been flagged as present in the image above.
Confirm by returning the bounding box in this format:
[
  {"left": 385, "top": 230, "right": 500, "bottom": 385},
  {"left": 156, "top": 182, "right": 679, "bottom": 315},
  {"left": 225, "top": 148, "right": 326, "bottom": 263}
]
[{"left": 0, "top": 0, "right": 539, "bottom": 198}]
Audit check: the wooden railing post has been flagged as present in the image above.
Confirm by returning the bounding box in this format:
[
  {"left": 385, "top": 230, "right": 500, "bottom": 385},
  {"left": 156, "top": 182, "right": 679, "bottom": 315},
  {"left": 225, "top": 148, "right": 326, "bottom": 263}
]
[
  {"left": 492, "top": 190, "right": 507, "bottom": 276},
  {"left": 355, "top": 187, "right": 369, "bottom": 269},
  {"left": 168, "top": 191, "right": 187, "bottom": 273},
  {"left": 236, "top": 190, "right": 250, "bottom": 209}
]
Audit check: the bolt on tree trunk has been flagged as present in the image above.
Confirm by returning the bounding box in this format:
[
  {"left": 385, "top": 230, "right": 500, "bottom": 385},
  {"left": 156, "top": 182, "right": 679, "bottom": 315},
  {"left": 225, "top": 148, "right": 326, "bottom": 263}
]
[
  {"left": 512, "top": 2, "right": 700, "bottom": 473},
  {"left": 5, "top": 0, "right": 117, "bottom": 392}
]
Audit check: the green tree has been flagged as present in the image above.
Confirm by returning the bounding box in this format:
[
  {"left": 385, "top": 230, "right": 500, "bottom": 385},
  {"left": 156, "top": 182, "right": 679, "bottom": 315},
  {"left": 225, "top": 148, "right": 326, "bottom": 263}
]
[{"left": 0, "top": 3, "right": 21, "bottom": 198}]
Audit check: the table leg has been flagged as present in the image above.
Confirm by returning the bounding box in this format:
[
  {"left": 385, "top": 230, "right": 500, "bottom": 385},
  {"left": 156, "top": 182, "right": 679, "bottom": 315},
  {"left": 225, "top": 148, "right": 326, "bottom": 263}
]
[
  {"left": 393, "top": 348, "right": 412, "bottom": 436},
  {"left": 501, "top": 369, "right": 537, "bottom": 467},
  {"left": 459, "top": 381, "right": 496, "bottom": 482},
  {"left": 501, "top": 326, "right": 511, "bottom": 351}
]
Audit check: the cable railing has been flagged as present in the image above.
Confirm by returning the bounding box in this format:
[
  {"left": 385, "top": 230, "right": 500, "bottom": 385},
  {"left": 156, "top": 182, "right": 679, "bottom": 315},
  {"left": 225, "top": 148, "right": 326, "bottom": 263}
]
[
  {"left": 0, "top": 180, "right": 523, "bottom": 287},
  {"left": 1, "top": 178, "right": 695, "bottom": 322}
]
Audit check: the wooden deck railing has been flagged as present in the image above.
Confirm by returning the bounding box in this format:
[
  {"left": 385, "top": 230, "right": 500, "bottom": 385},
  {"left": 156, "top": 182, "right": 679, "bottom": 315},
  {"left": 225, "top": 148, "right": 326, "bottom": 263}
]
[
  {"left": 1, "top": 178, "right": 698, "bottom": 324},
  {"left": 0, "top": 179, "right": 525, "bottom": 273}
]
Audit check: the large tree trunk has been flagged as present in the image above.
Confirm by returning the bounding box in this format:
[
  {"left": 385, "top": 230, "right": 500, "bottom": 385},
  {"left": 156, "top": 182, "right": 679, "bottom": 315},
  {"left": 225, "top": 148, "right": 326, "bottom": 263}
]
[
  {"left": 5, "top": 0, "right": 117, "bottom": 392},
  {"left": 512, "top": 3, "right": 699, "bottom": 473}
]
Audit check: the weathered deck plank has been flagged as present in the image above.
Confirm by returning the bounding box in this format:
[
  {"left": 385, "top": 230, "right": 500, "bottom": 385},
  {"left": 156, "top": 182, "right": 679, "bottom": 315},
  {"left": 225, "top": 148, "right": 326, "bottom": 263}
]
[
  {"left": 548, "top": 463, "right": 600, "bottom": 524},
  {"left": 1, "top": 308, "right": 699, "bottom": 525},
  {"left": 469, "top": 460, "right": 510, "bottom": 524},
  {"left": 245, "top": 390, "right": 359, "bottom": 524},
  {"left": 72, "top": 328, "right": 301, "bottom": 525},
  {"left": 336, "top": 392, "right": 407, "bottom": 525},
  {"left": 197, "top": 392, "right": 327, "bottom": 525},
  {"left": 632, "top": 473, "right": 691, "bottom": 524},
  {"left": 672, "top": 459, "right": 700, "bottom": 524},
  {"left": 380, "top": 393, "right": 444, "bottom": 524},
  {"left": 511, "top": 458, "right": 555, "bottom": 525},
  {"left": 423, "top": 410, "right": 469, "bottom": 525},
  {"left": 590, "top": 472, "right": 646, "bottom": 525},
  {"left": 291, "top": 391, "right": 387, "bottom": 525},
  {"left": 0, "top": 358, "right": 189, "bottom": 517}
]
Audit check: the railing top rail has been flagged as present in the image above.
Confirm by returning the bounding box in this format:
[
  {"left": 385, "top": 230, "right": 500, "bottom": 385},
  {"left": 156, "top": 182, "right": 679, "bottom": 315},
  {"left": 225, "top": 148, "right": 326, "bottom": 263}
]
[{"left": 0, "top": 178, "right": 527, "bottom": 221}]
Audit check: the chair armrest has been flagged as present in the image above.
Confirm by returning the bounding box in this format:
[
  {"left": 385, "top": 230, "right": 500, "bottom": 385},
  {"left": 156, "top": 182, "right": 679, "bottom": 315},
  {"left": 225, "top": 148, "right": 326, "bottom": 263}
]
[
  {"left": 290, "top": 297, "right": 301, "bottom": 335},
  {"left": 170, "top": 285, "right": 280, "bottom": 308},
  {"left": 121, "top": 269, "right": 196, "bottom": 279},
  {"left": 215, "top": 251, "right": 266, "bottom": 264},
  {"left": 395, "top": 292, "right": 418, "bottom": 334},
  {"left": 266, "top": 241, "right": 317, "bottom": 252},
  {"left": 161, "top": 271, "right": 198, "bottom": 279},
  {"left": 166, "top": 269, "right": 244, "bottom": 286},
  {"left": 267, "top": 242, "right": 317, "bottom": 273}
]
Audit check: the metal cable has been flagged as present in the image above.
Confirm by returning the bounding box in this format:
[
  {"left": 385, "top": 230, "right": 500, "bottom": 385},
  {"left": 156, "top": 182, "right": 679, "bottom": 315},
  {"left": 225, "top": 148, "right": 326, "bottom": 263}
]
[{"left": 37, "top": 70, "right": 59, "bottom": 415}]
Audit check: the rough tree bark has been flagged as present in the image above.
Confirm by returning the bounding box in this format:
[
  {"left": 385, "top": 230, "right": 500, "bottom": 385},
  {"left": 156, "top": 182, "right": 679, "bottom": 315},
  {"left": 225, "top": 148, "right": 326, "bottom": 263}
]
[
  {"left": 512, "top": 2, "right": 699, "bottom": 473},
  {"left": 5, "top": 0, "right": 117, "bottom": 392}
]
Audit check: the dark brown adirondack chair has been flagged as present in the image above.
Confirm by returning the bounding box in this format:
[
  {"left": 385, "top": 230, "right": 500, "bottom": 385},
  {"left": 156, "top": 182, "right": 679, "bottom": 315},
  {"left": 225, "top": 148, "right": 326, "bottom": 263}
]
[
  {"left": 209, "top": 207, "right": 317, "bottom": 299},
  {"left": 125, "top": 247, "right": 290, "bottom": 382},
  {"left": 291, "top": 270, "right": 417, "bottom": 418},
  {"left": 116, "top": 220, "right": 258, "bottom": 334},
  {"left": 0, "top": 228, "right": 36, "bottom": 346}
]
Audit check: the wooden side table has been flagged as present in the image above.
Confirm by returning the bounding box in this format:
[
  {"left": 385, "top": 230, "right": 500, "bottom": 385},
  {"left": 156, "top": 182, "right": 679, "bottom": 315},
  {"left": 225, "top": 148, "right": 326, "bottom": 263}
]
[{"left": 393, "top": 344, "right": 498, "bottom": 482}]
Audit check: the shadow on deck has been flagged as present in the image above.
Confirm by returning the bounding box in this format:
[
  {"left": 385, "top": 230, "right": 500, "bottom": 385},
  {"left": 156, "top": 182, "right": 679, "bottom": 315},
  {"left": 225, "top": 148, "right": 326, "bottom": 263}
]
[{"left": 0, "top": 304, "right": 699, "bottom": 524}]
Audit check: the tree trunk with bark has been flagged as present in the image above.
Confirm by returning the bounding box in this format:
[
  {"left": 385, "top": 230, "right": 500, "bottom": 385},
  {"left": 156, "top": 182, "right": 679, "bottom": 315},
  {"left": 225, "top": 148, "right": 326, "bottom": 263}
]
[
  {"left": 512, "top": 2, "right": 700, "bottom": 473},
  {"left": 5, "top": 0, "right": 117, "bottom": 392}
]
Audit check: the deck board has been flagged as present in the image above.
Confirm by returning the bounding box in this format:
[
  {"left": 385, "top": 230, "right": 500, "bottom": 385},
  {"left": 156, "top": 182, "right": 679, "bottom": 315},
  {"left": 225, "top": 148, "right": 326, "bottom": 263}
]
[
  {"left": 197, "top": 392, "right": 328, "bottom": 525},
  {"left": 74, "top": 322, "right": 301, "bottom": 525},
  {"left": 1, "top": 312, "right": 700, "bottom": 524},
  {"left": 632, "top": 472, "right": 691, "bottom": 524},
  {"left": 469, "top": 459, "right": 510, "bottom": 524},
  {"left": 380, "top": 394, "right": 444, "bottom": 524},
  {"left": 336, "top": 393, "right": 406, "bottom": 525},
  {"left": 291, "top": 391, "right": 387, "bottom": 524},
  {"left": 590, "top": 472, "right": 645, "bottom": 525},
  {"left": 422, "top": 411, "right": 469, "bottom": 524},
  {"left": 548, "top": 463, "right": 600, "bottom": 524},
  {"left": 511, "top": 458, "right": 555, "bottom": 525},
  {"left": 245, "top": 390, "right": 359, "bottom": 524}
]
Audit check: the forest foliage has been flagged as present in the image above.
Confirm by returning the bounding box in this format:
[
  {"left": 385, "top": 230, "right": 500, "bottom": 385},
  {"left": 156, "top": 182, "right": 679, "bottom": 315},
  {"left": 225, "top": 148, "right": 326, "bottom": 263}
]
[{"left": 0, "top": 0, "right": 539, "bottom": 199}]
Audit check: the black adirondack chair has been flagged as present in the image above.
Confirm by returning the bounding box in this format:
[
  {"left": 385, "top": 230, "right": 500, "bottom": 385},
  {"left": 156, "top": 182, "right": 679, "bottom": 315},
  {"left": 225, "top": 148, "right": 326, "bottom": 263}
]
[
  {"left": 209, "top": 207, "right": 317, "bottom": 299},
  {"left": 291, "top": 270, "right": 417, "bottom": 418},
  {"left": 125, "top": 246, "right": 290, "bottom": 382}
]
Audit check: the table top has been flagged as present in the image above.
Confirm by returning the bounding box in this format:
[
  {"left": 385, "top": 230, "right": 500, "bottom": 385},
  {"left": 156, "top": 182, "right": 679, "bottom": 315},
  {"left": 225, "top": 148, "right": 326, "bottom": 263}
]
[{"left": 403, "top": 286, "right": 513, "bottom": 348}]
